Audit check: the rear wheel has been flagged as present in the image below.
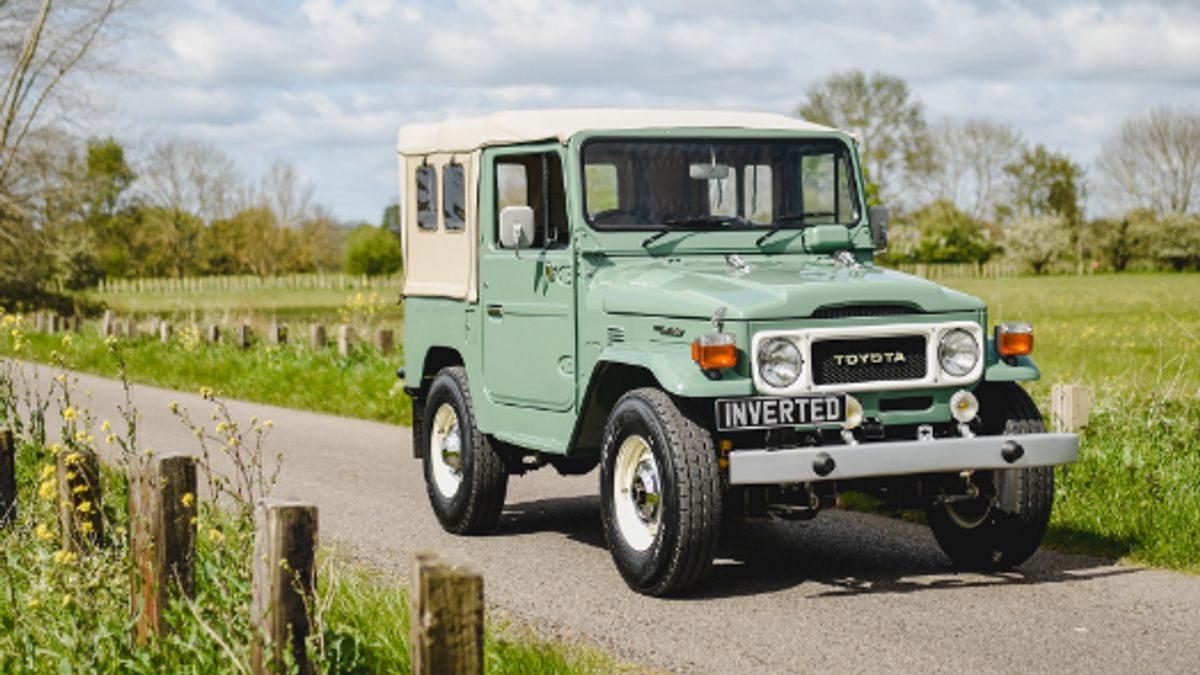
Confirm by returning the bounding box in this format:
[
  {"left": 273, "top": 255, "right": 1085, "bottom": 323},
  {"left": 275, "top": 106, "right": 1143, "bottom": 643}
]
[
  {"left": 600, "top": 388, "right": 722, "bottom": 596},
  {"left": 926, "top": 382, "right": 1054, "bottom": 569},
  {"left": 422, "top": 367, "right": 508, "bottom": 534}
]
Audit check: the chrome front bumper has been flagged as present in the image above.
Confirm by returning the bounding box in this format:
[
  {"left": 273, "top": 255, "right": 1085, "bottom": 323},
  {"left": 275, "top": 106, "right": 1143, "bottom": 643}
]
[{"left": 727, "top": 433, "right": 1079, "bottom": 485}]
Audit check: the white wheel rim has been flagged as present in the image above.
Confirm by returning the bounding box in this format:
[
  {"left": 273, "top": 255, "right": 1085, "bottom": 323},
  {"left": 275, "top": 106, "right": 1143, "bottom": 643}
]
[
  {"left": 429, "top": 403, "right": 463, "bottom": 499},
  {"left": 612, "top": 434, "right": 661, "bottom": 552}
]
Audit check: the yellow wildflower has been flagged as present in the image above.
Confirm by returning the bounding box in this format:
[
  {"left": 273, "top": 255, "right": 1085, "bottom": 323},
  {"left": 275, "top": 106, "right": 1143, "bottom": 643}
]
[
  {"left": 26, "top": 598, "right": 39, "bottom": 609},
  {"left": 38, "top": 480, "right": 56, "bottom": 500},
  {"left": 54, "top": 374, "right": 66, "bottom": 384},
  {"left": 79, "top": 521, "right": 94, "bottom": 534},
  {"left": 169, "top": 401, "right": 179, "bottom": 413},
  {"left": 65, "top": 452, "right": 81, "bottom": 465},
  {"left": 207, "top": 528, "right": 224, "bottom": 544},
  {"left": 104, "top": 335, "right": 117, "bottom": 346},
  {"left": 52, "top": 550, "right": 77, "bottom": 565},
  {"left": 62, "top": 407, "right": 77, "bottom": 421},
  {"left": 77, "top": 501, "right": 92, "bottom": 514},
  {"left": 50, "top": 443, "right": 63, "bottom": 456},
  {"left": 100, "top": 420, "right": 111, "bottom": 432},
  {"left": 61, "top": 594, "right": 72, "bottom": 607},
  {"left": 40, "top": 465, "right": 55, "bottom": 480},
  {"left": 75, "top": 431, "right": 89, "bottom": 442},
  {"left": 199, "top": 386, "right": 213, "bottom": 399},
  {"left": 105, "top": 434, "right": 116, "bottom": 445},
  {"left": 181, "top": 493, "right": 195, "bottom": 509},
  {"left": 61, "top": 334, "right": 72, "bottom": 347},
  {"left": 263, "top": 420, "right": 274, "bottom": 429},
  {"left": 215, "top": 422, "right": 228, "bottom": 433},
  {"left": 35, "top": 523, "right": 53, "bottom": 541}
]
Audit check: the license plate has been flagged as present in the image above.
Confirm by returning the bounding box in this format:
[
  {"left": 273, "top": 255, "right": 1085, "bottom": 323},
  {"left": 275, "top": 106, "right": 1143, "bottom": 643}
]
[{"left": 715, "top": 395, "right": 847, "bottom": 431}]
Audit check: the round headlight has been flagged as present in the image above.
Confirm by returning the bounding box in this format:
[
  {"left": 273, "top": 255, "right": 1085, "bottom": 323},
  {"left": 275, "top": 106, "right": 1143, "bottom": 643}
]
[
  {"left": 939, "top": 329, "right": 980, "bottom": 377},
  {"left": 758, "top": 338, "right": 802, "bottom": 388}
]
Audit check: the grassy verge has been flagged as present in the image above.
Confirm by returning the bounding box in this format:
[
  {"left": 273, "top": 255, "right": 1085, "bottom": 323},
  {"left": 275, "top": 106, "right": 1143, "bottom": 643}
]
[{"left": 18, "top": 329, "right": 412, "bottom": 427}]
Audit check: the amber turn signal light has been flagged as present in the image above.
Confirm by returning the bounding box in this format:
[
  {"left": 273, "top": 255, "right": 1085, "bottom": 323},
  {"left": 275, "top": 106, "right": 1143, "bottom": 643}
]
[
  {"left": 996, "top": 322, "right": 1034, "bottom": 357},
  {"left": 692, "top": 332, "right": 737, "bottom": 370}
]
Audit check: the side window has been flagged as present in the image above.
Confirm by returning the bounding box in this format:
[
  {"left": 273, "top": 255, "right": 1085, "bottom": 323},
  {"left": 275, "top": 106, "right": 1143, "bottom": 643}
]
[
  {"left": 443, "top": 162, "right": 465, "bottom": 231},
  {"left": 416, "top": 165, "right": 438, "bottom": 230},
  {"left": 495, "top": 152, "right": 568, "bottom": 249},
  {"left": 585, "top": 164, "right": 619, "bottom": 216}
]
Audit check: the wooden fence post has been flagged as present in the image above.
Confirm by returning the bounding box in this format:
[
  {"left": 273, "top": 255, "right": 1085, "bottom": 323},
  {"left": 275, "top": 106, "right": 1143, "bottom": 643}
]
[
  {"left": 57, "top": 446, "right": 105, "bottom": 551},
  {"left": 130, "top": 453, "right": 198, "bottom": 642},
  {"left": 337, "top": 325, "right": 354, "bottom": 358},
  {"left": 374, "top": 329, "right": 394, "bottom": 355},
  {"left": 102, "top": 310, "right": 115, "bottom": 338},
  {"left": 237, "top": 323, "right": 252, "bottom": 349},
  {"left": 1, "top": 427, "right": 15, "bottom": 527},
  {"left": 160, "top": 321, "right": 173, "bottom": 344},
  {"left": 125, "top": 317, "right": 138, "bottom": 340},
  {"left": 148, "top": 316, "right": 161, "bottom": 337},
  {"left": 309, "top": 324, "right": 326, "bottom": 351},
  {"left": 410, "top": 552, "right": 484, "bottom": 675},
  {"left": 270, "top": 321, "right": 287, "bottom": 346},
  {"left": 252, "top": 500, "right": 318, "bottom": 675},
  {"left": 206, "top": 324, "right": 221, "bottom": 345},
  {"left": 1051, "top": 384, "right": 1091, "bottom": 433}
]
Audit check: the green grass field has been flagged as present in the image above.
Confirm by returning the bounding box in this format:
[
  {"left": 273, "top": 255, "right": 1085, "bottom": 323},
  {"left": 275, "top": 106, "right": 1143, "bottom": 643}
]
[{"left": 11, "top": 272, "right": 1200, "bottom": 573}]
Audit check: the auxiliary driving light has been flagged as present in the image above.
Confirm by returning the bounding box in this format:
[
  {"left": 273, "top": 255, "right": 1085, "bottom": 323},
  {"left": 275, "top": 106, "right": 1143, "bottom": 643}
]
[
  {"left": 692, "top": 332, "right": 737, "bottom": 370},
  {"left": 950, "top": 389, "right": 980, "bottom": 423},
  {"left": 996, "top": 322, "right": 1034, "bottom": 357},
  {"left": 843, "top": 395, "right": 864, "bottom": 430}
]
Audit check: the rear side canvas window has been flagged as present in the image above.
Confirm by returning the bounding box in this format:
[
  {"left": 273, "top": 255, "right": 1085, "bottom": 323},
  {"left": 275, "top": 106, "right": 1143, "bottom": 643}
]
[
  {"left": 416, "top": 165, "right": 438, "bottom": 230},
  {"left": 443, "top": 163, "right": 465, "bottom": 231}
]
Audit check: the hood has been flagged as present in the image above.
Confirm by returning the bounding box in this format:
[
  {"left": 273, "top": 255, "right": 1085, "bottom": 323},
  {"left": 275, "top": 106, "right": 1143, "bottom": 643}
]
[{"left": 596, "top": 255, "right": 984, "bottom": 320}]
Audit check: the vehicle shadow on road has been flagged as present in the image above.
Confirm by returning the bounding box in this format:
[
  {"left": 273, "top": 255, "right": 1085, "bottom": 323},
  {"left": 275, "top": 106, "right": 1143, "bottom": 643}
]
[
  {"left": 693, "top": 510, "right": 1140, "bottom": 600},
  {"left": 496, "top": 494, "right": 609, "bottom": 549},
  {"left": 498, "top": 496, "right": 1140, "bottom": 601}
]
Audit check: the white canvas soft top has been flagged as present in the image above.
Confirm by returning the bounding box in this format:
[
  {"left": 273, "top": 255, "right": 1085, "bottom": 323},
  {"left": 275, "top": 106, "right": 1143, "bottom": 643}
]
[{"left": 395, "top": 108, "right": 840, "bottom": 155}]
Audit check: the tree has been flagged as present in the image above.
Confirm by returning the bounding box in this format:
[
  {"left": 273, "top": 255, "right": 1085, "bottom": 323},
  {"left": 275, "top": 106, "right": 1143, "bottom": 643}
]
[
  {"left": 908, "top": 200, "right": 997, "bottom": 264},
  {"left": 1088, "top": 212, "right": 1152, "bottom": 272},
  {"left": 1003, "top": 145, "right": 1086, "bottom": 272},
  {"left": 138, "top": 137, "right": 240, "bottom": 224},
  {"left": 1, "top": 0, "right": 127, "bottom": 191},
  {"left": 257, "top": 158, "right": 313, "bottom": 229},
  {"left": 921, "top": 119, "right": 1023, "bottom": 222},
  {"left": 1149, "top": 212, "right": 1200, "bottom": 271},
  {"left": 1097, "top": 106, "right": 1200, "bottom": 216},
  {"left": 1003, "top": 215, "right": 1071, "bottom": 274},
  {"left": 381, "top": 200, "right": 401, "bottom": 240},
  {"left": 345, "top": 224, "right": 402, "bottom": 277},
  {"left": 798, "top": 69, "right": 931, "bottom": 205}
]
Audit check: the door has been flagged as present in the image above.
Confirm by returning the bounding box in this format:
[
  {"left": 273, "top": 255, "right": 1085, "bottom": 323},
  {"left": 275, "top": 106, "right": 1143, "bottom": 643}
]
[{"left": 479, "top": 145, "right": 576, "bottom": 411}]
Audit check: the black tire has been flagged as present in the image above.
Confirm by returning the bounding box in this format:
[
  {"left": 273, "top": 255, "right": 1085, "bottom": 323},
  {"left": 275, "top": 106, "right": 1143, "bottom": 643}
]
[
  {"left": 421, "top": 367, "right": 508, "bottom": 534},
  {"left": 599, "top": 388, "right": 722, "bottom": 596},
  {"left": 926, "top": 382, "right": 1055, "bottom": 570}
]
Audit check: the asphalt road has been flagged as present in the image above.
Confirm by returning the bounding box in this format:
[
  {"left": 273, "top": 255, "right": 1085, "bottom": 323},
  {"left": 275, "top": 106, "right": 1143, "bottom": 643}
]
[{"left": 24, "top": 365, "right": 1200, "bottom": 674}]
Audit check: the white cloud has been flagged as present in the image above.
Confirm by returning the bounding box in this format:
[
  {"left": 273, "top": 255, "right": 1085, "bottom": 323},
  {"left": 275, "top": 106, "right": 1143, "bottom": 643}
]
[{"left": 86, "top": 0, "right": 1200, "bottom": 221}]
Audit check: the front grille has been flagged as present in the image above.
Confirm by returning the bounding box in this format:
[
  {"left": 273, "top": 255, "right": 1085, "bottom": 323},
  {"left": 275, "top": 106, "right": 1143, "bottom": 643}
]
[
  {"left": 812, "top": 304, "right": 919, "bottom": 319},
  {"left": 811, "top": 335, "right": 927, "bottom": 385}
]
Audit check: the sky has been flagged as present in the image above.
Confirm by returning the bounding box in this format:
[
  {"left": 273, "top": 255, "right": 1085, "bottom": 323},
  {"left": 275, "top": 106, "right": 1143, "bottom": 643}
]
[{"left": 94, "top": 0, "right": 1200, "bottom": 223}]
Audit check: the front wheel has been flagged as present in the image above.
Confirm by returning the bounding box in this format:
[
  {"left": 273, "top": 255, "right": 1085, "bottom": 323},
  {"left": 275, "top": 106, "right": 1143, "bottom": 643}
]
[
  {"left": 421, "top": 367, "right": 508, "bottom": 534},
  {"left": 599, "top": 388, "right": 722, "bottom": 596},
  {"left": 926, "top": 382, "right": 1055, "bottom": 569}
]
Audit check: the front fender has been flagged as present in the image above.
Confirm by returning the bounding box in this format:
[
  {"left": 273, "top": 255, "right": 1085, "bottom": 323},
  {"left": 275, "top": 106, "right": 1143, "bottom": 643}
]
[
  {"left": 596, "top": 342, "right": 754, "bottom": 398},
  {"left": 983, "top": 338, "right": 1040, "bottom": 382}
]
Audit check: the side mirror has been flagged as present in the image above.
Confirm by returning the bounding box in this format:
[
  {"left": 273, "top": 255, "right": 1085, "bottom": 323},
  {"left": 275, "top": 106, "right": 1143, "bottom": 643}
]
[
  {"left": 499, "top": 205, "right": 534, "bottom": 249},
  {"left": 869, "top": 205, "right": 889, "bottom": 250}
]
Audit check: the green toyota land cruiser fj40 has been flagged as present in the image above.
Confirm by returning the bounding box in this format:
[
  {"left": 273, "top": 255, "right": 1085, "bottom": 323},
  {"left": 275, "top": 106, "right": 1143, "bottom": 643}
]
[{"left": 396, "top": 109, "right": 1079, "bottom": 596}]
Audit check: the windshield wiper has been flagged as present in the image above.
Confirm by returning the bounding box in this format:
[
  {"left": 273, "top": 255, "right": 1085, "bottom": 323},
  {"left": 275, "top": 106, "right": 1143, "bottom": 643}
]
[
  {"left": 641, "top": 229, "right": 671, "bottom": 248},
  {"left": 756, "top": 211, "right": 837, "bottom": 246}
]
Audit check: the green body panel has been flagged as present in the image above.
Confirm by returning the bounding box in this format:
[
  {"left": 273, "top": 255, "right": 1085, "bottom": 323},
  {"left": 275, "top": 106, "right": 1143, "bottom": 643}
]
[{"left": 403, "top": 126, "right": 1042, "bottom": 458}]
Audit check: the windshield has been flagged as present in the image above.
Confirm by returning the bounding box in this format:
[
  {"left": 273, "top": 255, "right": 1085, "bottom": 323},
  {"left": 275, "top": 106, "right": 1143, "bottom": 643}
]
[{"left": 582, "top": 138, "right": 860, "bottom": 230}]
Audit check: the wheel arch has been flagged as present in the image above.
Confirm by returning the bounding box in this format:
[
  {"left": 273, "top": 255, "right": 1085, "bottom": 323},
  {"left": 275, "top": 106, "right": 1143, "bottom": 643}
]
[
  {"left": 409, "top": 346, "right": 466, "bottom": 459},
  {"left": 569, "top": 360, "right": 660, "bottom": 458}
]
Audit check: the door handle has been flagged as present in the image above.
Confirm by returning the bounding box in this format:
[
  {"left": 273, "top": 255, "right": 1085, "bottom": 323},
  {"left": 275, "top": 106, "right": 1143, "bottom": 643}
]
[{"left": 486, "top": 305, "right": 504, "bottom": 318}]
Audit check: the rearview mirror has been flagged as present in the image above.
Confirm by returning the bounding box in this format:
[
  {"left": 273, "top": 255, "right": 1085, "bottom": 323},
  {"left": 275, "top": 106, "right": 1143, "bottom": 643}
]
[
  {"left": 869, "top": 205, "right": 889, "bottom": 250},
  {"left": 689, "top": 163, "right": 731, "bottom": 181},
  {"left": 499, "top": 206, "right": 534, "bottom": 249}
]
